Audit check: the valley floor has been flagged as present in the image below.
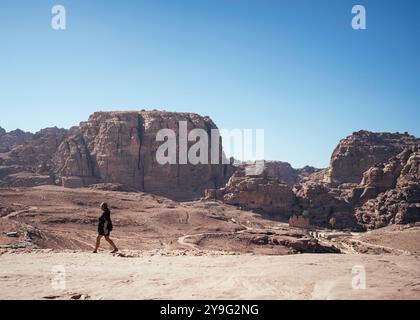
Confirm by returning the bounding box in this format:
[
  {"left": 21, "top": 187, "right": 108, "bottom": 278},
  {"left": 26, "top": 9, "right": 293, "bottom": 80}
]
[{"left": 1, "top": 250, "right": 419, "bottom": 300}]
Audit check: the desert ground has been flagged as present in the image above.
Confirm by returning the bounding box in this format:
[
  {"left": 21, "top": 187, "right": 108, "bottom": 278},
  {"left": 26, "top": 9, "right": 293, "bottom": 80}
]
[
  {"left": 1, "top": 186, "right": 419, "bottom": 300},
  {"left": 1, "top": 251, "right": 420, "bottom": 300}
]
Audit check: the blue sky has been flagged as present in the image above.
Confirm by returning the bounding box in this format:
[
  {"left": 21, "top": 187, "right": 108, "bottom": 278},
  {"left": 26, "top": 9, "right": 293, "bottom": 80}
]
[{"left": 0, "top": 0, "right": 419, "bottom": 168}]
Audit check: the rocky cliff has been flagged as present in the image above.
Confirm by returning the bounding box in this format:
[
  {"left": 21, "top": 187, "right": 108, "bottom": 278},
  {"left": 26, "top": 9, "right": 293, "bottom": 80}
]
[
  {"left": 0, "top": 111, "right": 232, "bottom": 200},
  {"left": 294, "top": 131, "right": 419, "bottom": 229},
  {"left": 206, "top": 131, "right": 419, "bottom": 230},
  {"left": 354, "top": 145, "right": 420, "bottom": 229},
  {"left": 324, "top": 131, "right": 418, "bottom": 185},
  {"left": 0, "top": 128, "right": 34, "bottom": 153},
  {"left": 0, "top": 127, "right": 67, "bottom": 187}
]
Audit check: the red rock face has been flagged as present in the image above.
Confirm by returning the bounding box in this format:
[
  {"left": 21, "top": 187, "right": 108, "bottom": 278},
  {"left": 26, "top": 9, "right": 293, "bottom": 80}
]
[
  {"left": 205, "top": 132, "right": 419, "bottom": 230},
  {"left": 294, "top": 132, "right": 420, "bottom": 230},
  {"left": 355, "top": 146, "right": 420, "bottom": 229},
  {"left": 293, "top": 181, "right": 358, "bottom": 229},
  {"left": 205, "top": 161, "right": 299, "bottom": 215},
  {"left": 325, "top": 131, "right": 418, "bottom": 185},
  {"left": 0, "top": 111, "right": 233, "bottom": 200},
  {"left": 51, "top": 111, "right": 232, "bottom": 200},
  {"left": 0, "top": 127, "right": 67, "bottom": 187},
  {"left": 0, "top": 128, "right": 34, "bottom": 153}
]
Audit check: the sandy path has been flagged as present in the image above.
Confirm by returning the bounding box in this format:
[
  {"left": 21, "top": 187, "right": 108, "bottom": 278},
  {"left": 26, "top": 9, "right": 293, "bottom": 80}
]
[
  {"left": 177, "top": 219, "right": 250, "bottom": 251},
  {"left": 1, "top": 251, "right": 419, "bottom": 300}
]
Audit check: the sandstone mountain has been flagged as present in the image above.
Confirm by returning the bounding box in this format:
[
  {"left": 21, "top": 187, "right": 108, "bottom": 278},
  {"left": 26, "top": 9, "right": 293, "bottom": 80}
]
[
  {"left": 206, "top": 131, "right": 419, "bottom": 230},
  {"left": 296, "top": 131, "right": 419, "bottom": 230},
  {"left": 0, "top": 111, "right": 232, "bottom": 200},
  {"left": 324, "top": 130, "right": 418, "bottom": 185},
  {"left": 354, "top": 145, "right": 420, "bottom": 229}
]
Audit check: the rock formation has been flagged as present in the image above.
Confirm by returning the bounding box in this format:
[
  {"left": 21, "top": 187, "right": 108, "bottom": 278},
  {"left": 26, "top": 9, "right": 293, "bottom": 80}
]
[
  {"left": 207, "top": 131, "right": 419, "bottom": 230},
  {"left": 52, "top": 111, "right": 232, "bottom": 200},
  {"left": 325, "top": 130, "right": 418, "bottom": 185},
  {"left": 0, "top": 127, "right": 67, "bottom": 187},
  {"left": 295, "top": 131, "right": 419, "bottom": 230},
  {"left": 296, "top": 166, "right": 320, "bottom": 180},
  {"left": 0, "top": 128, "right": 33, "bottom": 153},
  {"left": 293, "top": 182, "right": 358, "bottom": 229},
  {"left": 204, "top": 161, "right": 313, "bottom": 215},
  {"left": 1, "top": 111, "right": 233, "bottom": 200},
  {"left": 354, "top": 145, "right": 420, "bottom": 229}
]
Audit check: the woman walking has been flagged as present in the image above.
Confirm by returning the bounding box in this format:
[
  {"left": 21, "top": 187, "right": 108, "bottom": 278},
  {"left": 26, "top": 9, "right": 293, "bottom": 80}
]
[{"left": 93, "top": 202, "right": 119, "bottom": 253}]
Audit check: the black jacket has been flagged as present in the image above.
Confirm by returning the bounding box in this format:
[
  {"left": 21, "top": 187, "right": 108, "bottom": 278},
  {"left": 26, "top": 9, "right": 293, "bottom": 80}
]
[{"left": 98, "top": 208, "right": 113, "bottom": 233}]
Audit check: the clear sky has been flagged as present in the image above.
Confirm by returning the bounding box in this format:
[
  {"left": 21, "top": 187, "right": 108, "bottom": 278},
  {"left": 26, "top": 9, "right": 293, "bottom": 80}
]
[{"left": 0, "top": 0, "right": 419, "bottom": 168}]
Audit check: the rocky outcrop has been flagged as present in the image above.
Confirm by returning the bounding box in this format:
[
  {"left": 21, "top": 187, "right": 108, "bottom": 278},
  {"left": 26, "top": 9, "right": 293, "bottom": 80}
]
[
  {"left": 0, "top": 128, "right": 33, "bottom": 153},
  {"left": 204, "top": 161, "right": 322, "bottom": 217},
  {"left": 6, "top": 128, "right": 67, "bottom": 170},
  {"left": 355, "top": 146, "right": 420, "bottom": 229},
  {"left": 296, "top": 166, "right": 321, "bottom": 180},
  {"left": 325, "top": 131, "right": 418, "bottom": 186},
  {"left": 205, "top": 162, "right": 297, "bottom": 215},
  {"left": 0, "top": 172, "right": 54, "bottom": 188},
  {"left": 294, "top": 132, "right": 420, "bottom": 230},
  {"left": 293, "top": 182, "right": 359, "bottom": 229},
  {"left": 1, "top": 111, "right": 233, "bottom": 200},
  {"left": 261, "top": 161, "right": 300, "bottom": 186},
  {"left": 50, "top": 111, "right": 232, "bottom": 200},
  {"left": 208, "top": 131, "right": 419, "bottom": 230},
  {"left": 88, "top": 183, "right": 139, "bottom": 192},
  {"left": 0, "top": 127, "right": 67, "bottom": 187}
]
